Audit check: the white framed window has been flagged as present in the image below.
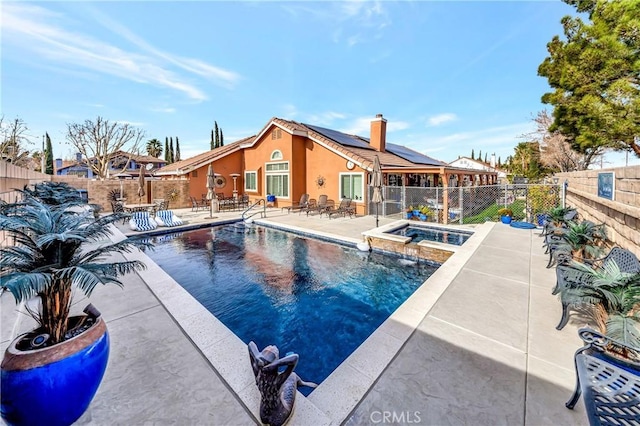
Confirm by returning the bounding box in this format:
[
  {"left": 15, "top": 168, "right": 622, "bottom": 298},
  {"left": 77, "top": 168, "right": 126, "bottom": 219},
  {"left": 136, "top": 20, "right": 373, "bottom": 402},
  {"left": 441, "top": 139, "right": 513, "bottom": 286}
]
[
  {"left": 265, "top": 162, "right": 289, "bottom": 198},
  {"left": 340, "top": 172, "right": 364, "bottom": 201},
  {"left": 270, "top": 150, "right": 283, "bottom": 161},
  {"left": 245, "top": 171, "right": 257, "bottom": 192}
]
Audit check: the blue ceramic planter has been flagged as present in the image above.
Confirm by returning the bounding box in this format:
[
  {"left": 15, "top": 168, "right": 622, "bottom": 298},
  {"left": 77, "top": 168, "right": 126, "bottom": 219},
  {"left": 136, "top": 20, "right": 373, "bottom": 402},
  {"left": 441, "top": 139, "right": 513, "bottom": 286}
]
[
  {"left": 1, "top": 317, "right": 109, "bottom": 426},
  {"left": 406, "top": 212, "right": 413, "bottom": 219},
  {"left": 500, "top": 215, "right": 512, "bottom": 224}
]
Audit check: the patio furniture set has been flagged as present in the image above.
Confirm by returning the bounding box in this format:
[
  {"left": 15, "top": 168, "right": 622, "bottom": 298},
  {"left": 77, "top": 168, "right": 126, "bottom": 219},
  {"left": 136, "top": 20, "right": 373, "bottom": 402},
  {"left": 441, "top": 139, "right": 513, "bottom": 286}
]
[
  {"left": 539, "top": 207, "right": 640, "bottom": 424},
  {"left": 190, "top": 194, "right": 250, "bottom": 212},
  {"left": 283, "top": 194, "right": 356, "bottom": 218}
]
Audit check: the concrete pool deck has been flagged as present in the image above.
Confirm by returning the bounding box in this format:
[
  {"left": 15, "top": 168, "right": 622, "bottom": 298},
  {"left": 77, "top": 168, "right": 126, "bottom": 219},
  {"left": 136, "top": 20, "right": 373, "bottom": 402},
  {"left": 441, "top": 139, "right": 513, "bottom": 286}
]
[{"left": 0, "top": 208, "right": 589, "bottom": 425}]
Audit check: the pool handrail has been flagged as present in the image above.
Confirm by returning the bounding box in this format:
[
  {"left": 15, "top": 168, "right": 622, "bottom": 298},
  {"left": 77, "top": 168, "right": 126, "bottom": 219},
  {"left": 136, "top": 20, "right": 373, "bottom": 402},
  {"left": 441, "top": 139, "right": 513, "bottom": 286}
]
[{"left": 242, "top": 198, "right": 267, "bottom": 221}]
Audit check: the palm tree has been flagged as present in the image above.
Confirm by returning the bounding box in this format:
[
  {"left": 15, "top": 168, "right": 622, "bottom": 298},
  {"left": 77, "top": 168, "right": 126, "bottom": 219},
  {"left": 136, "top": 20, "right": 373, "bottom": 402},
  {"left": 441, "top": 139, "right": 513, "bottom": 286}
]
[
  {"left": 560, "top": 260, "right": 640, "bottom": 347},
  {"left": 0, "top": 183, "right": 150, "bottom": 344},
  {"left": 146, "top": 138, "right": 163, "bottom": 158}
]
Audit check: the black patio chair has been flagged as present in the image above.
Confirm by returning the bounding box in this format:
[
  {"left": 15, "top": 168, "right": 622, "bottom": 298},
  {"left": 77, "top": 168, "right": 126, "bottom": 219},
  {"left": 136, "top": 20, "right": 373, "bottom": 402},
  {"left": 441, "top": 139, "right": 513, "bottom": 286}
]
[
  {"left": 190, "top": 196, "right": 206, "bottom": 212},
  {"left": 566, "top": 328, "right": 640, "bottom": 424},
  {"left": 554, "top": 247, "right": 640, "bottom": 330}
]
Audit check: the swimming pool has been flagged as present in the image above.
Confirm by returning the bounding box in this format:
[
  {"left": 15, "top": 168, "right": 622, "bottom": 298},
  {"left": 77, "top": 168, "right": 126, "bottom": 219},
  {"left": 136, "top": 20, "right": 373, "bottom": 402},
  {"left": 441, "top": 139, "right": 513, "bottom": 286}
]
[
  {"left": 387, "top": 224, "right": 472, "bottom": 245},
  {"left": 146, "top": 224, "right": 437, "bottom": 393}
]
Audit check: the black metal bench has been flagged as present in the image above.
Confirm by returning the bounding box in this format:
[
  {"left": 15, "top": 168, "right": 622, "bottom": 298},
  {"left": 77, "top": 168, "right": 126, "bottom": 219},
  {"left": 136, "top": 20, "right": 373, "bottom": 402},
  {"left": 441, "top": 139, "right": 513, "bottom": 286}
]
[{"left": 566, "top": 328, "right": 640, "bottom": 425}]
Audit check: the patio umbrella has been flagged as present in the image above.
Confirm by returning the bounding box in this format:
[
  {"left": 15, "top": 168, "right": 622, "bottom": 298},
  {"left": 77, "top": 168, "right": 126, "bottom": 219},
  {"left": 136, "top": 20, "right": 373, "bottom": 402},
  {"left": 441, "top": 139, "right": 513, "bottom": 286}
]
[
  {"left": 206, "top": 163, "right": 217, "bottom": 217},
  {"left": 206, "top": 164, "right": 215, "bottom": 201},
  {"left": 137, "top": 168, "right": 146, "bottom": 203},
  {"left": 371, "top": 155, "right": 383, "bottom": 228}
]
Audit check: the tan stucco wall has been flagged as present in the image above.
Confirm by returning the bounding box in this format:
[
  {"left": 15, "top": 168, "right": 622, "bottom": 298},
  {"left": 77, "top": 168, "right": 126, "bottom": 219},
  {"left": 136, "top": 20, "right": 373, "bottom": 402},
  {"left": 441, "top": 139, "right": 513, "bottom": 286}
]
[{"left": 556, "top": 165, "right": 640, "bottom": 258}]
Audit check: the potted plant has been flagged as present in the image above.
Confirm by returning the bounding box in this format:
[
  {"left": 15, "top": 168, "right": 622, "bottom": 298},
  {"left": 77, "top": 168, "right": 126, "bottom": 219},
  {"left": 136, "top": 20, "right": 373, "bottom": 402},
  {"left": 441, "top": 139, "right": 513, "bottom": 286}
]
[
  {"left": 559, "top": 260, "right": 640, "bottom": 349},
  {"left": 559, "top": 220, "right": 607, "bottom": 261},
  {"left": 497, "top": 207, "right": 513, "bottom": 224},
  {"left": 419, "top": 205, "right": 433, "bottom": 221},
  {"left": 0, "top": 183, "right": 150, "bottom": 425},
  {"left": 406, "top": 206, "right": 414, "bottom": 220}
]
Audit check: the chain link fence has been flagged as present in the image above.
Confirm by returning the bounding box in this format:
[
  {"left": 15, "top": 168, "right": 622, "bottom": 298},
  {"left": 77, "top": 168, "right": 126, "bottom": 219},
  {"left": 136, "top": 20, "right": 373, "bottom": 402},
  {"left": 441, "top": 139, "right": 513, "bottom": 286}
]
[{"left": 368, "top": 184, "right": 563, "bottom": 225}]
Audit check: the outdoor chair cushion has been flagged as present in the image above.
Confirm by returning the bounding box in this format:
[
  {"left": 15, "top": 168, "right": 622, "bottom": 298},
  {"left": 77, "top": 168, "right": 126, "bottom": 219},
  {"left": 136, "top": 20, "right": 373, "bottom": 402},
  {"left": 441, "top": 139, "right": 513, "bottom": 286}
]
[
  {"left": 154, "top": 210, "right": 184, "bottom": 227},
  {"left": 128, "top": 211, "right": 158, "bottom": 231}
]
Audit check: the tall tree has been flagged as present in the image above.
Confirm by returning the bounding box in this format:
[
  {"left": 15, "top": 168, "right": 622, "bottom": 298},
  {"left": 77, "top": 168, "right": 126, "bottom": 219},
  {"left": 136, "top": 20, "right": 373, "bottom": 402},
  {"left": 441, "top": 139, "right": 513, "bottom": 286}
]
[
  {"left": 210, "top": 130, "right": 214, "bottom": 150},
  {"left": 214, "top": 121, "right": 220, "bottom": 148},
  {"left": 0, "top": 116, "right": 32, "bottom": 167},
  {"left": 478, "top": 150, "right": 482, "bottom": 163},
  {"left": 538, "top": 0, "right": 640, "bottom": 158},
  {"left": 220, "top": 130, "right": 224, "bottom": 147},
  {"left": 471, "top": 149, "right": 474, "bottom": 160},
  {"left": 169, "top": 137, "right": 175, "bottom": 163},
  {"left": 484, "top": 153, "right": 488, "bottom": 163},
  {"left": 508, "top": 142, "right": 547, "bottom": 180},
  {"left": 146, "top": 138, "right": 162, "bottom": 158},
  {"left": 164, "top": 137, "right": 169, "bottom": 162},
  {"left": 45, "top": 132, "right": 54, "bottom": 174},
  {"left": 65, "top": 116, "right": 144, "bottom": 179},
  {"left": 175, "top": 137, "right": 181, "bottom": 161},
  {"left": 524, "top": 110, "right": 599, "bottom": 171},
  {"left": 497, "top": 156, "right": 502, "bottom": 168},
  {"left": 146, "top": 138, "right": 163, "bottom": 158}
]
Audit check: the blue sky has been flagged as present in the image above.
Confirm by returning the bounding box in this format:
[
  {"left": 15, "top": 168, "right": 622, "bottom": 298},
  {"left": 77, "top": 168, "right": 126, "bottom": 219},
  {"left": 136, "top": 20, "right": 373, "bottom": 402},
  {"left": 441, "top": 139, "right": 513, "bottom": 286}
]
[{"left": 3, "top": 1, "right": 637, "bottom": 167}]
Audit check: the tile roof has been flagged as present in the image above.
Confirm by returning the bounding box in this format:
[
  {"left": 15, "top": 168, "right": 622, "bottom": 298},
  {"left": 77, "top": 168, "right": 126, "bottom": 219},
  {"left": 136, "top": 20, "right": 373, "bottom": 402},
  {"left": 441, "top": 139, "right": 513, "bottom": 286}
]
[
  {"left": 154, "top": 117, "right": 494, "bottom": 176},
  {"left": 155, "top": 136, "right": 254, "bottom": 175}
]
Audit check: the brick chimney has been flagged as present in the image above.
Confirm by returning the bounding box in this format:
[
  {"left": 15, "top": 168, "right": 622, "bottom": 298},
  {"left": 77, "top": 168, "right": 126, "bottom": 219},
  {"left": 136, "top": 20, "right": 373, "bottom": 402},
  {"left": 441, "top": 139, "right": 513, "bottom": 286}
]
[{"left": 370, "top": 113, "right": 387, "bottom": 152}]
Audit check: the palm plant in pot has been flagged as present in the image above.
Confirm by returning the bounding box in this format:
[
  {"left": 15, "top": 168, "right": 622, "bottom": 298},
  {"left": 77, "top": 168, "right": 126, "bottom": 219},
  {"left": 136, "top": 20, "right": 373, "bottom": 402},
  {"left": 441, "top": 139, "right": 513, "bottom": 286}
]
[
  {"left": 0, "top": 183, "right": 150, "bottom": 426},
  {"left": 558, "top": 220, "right": 607, "bottom": 261},
  {"left": 559, "top": 260, "right": 640, "bottom": 350}
]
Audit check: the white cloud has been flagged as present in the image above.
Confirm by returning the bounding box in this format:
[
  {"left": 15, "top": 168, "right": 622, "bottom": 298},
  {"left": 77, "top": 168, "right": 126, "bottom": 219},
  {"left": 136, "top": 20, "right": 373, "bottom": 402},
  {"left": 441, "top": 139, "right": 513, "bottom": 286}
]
[
  {"left": 427, "top": 113, "right": 458, "bottom": 127},
  {"left": 339, "top": 116, "right": 409, "bottom": 135},
  {"left": 2, "top": 3, "right": 241, "bottom": 101}
]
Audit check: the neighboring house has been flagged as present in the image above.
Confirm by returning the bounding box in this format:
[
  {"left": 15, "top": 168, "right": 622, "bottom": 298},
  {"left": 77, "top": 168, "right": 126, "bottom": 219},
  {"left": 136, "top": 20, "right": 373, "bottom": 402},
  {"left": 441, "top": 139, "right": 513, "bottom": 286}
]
[
  {"left": 155, "top": 114, "right": 498, "bottom": 215},
  {"left": 55, "top": 151, "right": 166, "bottom": 178},
  {"left": 448, "top": 156, "right": 508, "bottom": 184}
]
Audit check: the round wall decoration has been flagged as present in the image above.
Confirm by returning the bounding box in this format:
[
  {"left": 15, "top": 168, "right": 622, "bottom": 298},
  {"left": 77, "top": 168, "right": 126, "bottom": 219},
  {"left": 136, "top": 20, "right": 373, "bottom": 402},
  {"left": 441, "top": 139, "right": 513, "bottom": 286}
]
[
  {"left": 316, "top": 176, "right": 325, "bottom": 188},
  {"left": 215, "top": 176, "right": 227, "bottom": 188},
  {"left": 346, "top": 160, "right": 355, "bottom": 170}
]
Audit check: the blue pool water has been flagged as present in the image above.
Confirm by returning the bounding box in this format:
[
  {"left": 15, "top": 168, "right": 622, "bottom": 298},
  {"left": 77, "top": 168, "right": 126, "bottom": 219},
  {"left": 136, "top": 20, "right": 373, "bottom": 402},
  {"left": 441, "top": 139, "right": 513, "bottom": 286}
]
[
  {"left": 146, "top": 225, "right": 437, "bottom": 393},
  {"left": 388, "top": 225, "right": 472, "bottom": 246}
]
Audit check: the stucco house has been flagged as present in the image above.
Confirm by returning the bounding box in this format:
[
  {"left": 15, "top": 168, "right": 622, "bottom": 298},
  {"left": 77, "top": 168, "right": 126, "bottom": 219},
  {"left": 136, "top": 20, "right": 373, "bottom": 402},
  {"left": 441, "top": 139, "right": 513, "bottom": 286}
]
[
  {"left": 155, "top": 114, "right": 497, "bottom": 215},
  {"left": 55, "top": 151, "right": 166, "bottom": 178},
  {"left": 448, "top": 156, "right": 508, "bottom": 183}
]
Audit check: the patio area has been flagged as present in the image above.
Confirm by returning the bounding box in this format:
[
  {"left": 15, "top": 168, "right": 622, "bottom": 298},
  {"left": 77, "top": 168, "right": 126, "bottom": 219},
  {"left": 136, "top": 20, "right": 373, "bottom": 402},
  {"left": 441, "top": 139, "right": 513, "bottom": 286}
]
[{"left": 1, "top": 207, "right": 588, "bottom": 425}]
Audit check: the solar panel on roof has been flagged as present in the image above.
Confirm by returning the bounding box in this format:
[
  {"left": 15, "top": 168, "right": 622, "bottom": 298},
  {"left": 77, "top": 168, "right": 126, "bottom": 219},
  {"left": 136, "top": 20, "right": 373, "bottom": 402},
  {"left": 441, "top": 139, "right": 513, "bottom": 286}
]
[
  {"left": 386, "top": 143, "right": 445, "bottom": 166},
  {"left": 304, "top": 123, "right": 374, "bottom": 150}
]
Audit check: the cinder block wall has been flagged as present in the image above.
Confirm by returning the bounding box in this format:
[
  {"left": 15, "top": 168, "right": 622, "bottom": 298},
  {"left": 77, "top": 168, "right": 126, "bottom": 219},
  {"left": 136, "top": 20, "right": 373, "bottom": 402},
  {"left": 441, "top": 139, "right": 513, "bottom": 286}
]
[
  {"left": 556, "top": 165, "right": 640, "bottom": 258},
  {"left": 86, "top": 179, "right": 191, "bottom": 212}
]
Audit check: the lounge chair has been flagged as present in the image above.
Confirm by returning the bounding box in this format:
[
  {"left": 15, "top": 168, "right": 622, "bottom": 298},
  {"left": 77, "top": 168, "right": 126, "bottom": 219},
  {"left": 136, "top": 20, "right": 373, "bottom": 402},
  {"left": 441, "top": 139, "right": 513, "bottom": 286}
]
[
  {"left": 326, "top": 198, "right": 355, "bottom": 218},
  {"left": 128, "top": 211, "right": 158, "bottom": 231},
  {"left": 154, "top": 210, "right": 184, "bottom": 227},
  {"left": 299, "top": 198, "right": 317, "bottom": 215},
  {"left": 283, "top": 194, "right": 309, "bottom": 213},
  {"left": 566, "top": 328, "right": 640, "bottom": 424},
  {"left": 306, "top": 195, "right": 330, "bottom": 216}
]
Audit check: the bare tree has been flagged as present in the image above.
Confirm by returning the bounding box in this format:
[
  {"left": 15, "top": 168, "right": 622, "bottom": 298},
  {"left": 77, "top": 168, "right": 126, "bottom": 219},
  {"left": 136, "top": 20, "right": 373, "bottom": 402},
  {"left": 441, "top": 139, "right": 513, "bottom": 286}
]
[
  {"left": 0, "top": 115, "right": 33, "bottom": 167},
  {"left": 523, "top": 110, "right": 599, "bottom": 172},
  {"left": 66, "top": 117, "right": 145, "bottom": 179}
]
